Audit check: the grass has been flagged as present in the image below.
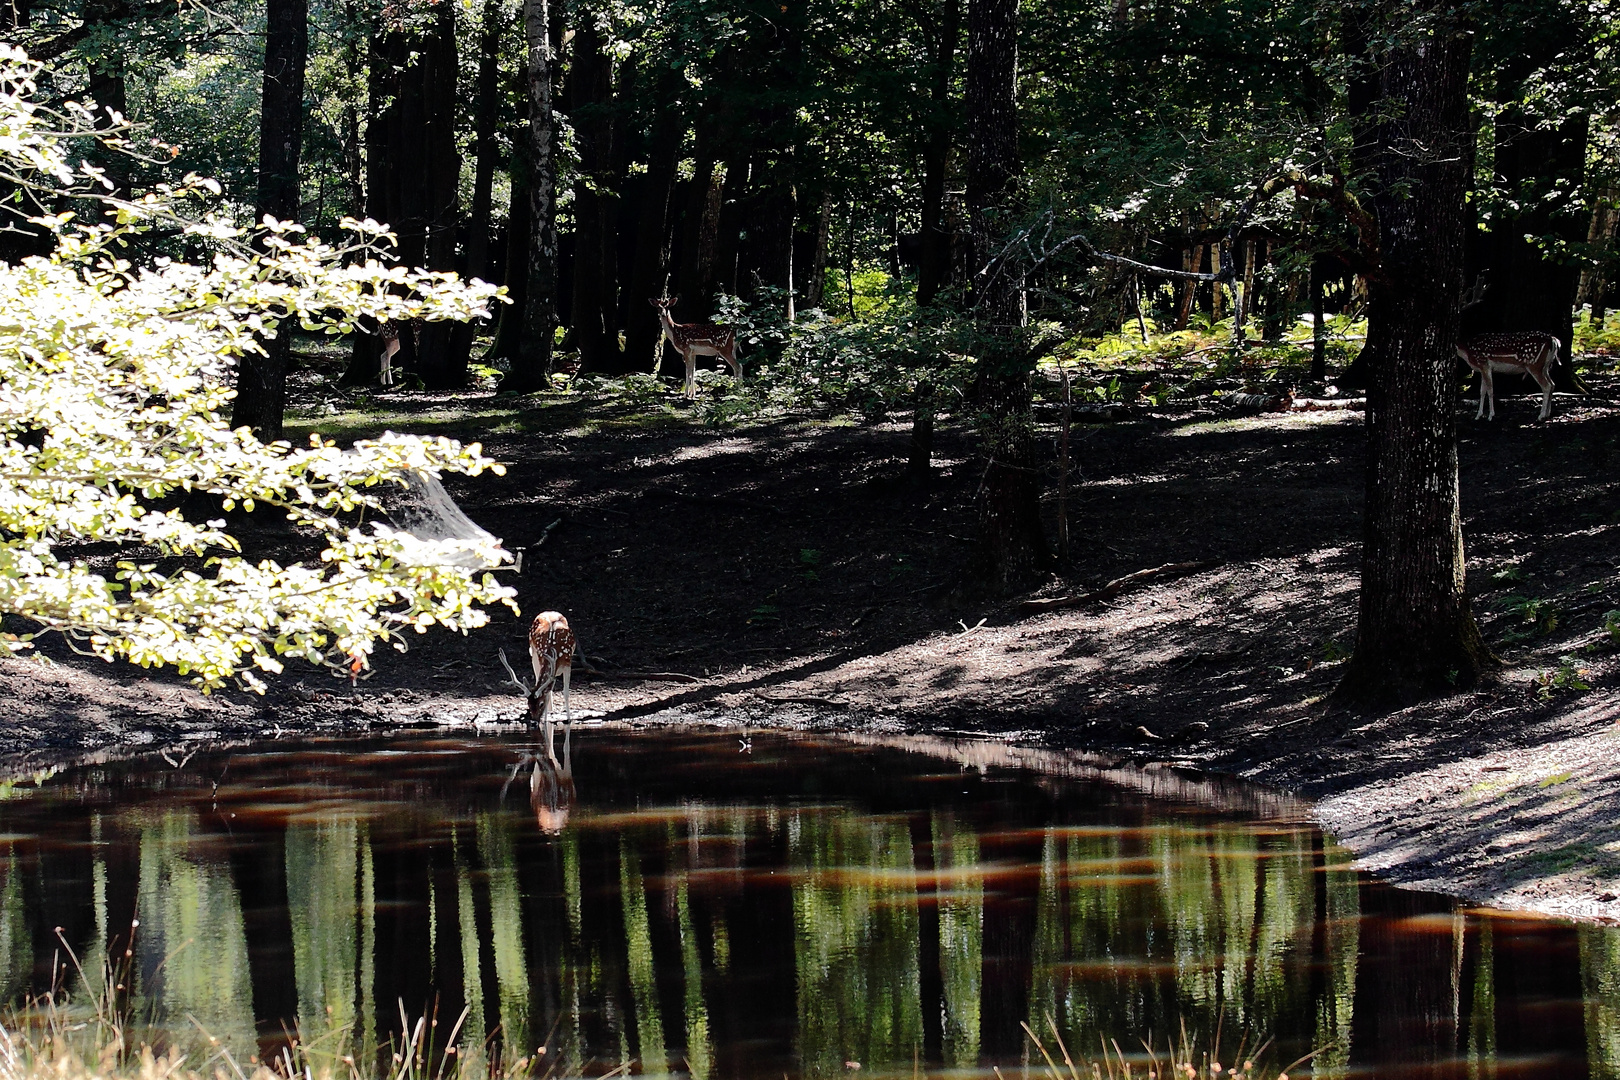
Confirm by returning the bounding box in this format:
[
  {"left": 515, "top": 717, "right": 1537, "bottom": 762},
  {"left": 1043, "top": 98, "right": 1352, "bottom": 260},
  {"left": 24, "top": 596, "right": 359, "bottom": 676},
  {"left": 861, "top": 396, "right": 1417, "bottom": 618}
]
[
  {"left": 1019, "top": 1015, "right": 1320, "bottom": 1080},
  {"left": 0, "top": 942, "right": 580, "bottom": 1080}
]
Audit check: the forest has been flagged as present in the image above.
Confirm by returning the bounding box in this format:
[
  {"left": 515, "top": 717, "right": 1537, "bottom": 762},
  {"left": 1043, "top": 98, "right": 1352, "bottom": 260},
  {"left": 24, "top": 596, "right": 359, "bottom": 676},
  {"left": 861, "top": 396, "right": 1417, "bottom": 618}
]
[
  {"left": 0, "top": 0, "right": 1612, "bottom": 706},
  {"left": 3, "top": 0, "right": 1620, "bottom": 1074}
]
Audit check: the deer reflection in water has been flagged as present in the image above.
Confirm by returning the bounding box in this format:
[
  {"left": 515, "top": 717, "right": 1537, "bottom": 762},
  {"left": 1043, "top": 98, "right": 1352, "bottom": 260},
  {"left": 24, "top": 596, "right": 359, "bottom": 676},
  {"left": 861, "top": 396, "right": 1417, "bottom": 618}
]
[{"left": 500, "top": 728, "right": 576, "bottom": 835}]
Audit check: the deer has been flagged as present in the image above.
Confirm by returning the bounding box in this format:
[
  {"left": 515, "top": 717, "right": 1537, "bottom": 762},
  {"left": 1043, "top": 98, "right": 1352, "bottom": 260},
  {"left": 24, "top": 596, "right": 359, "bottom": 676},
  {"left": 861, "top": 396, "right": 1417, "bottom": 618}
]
[
  {"left": 499, "top": 610, "right": 576, "bottom": 764},
  {"left": 1457, "top": 331, "right": 1561, "bottom": 421},
  {"left": 378, "top": 321, "right": 401, "bottom": 387},
  {"left": 650, "top": 297, "right": 741, "bottom": 399}
]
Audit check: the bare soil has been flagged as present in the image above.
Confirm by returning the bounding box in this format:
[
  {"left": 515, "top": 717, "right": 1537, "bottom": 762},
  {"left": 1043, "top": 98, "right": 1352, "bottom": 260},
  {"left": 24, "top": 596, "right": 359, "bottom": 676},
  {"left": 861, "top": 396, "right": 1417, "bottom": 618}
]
[{"left": 9, "top": 370, "right": 1620, "bottom": 921}]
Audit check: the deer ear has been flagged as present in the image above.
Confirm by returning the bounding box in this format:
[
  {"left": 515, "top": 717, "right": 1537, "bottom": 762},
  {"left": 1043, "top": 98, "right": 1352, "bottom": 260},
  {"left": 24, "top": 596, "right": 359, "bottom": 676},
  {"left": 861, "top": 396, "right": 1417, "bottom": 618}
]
[
  {"left": 670, "top": 295, "right": 680, "bottom": 306},
  {"left": 648, "top": 297, "right": 660, "bottom": 308}
]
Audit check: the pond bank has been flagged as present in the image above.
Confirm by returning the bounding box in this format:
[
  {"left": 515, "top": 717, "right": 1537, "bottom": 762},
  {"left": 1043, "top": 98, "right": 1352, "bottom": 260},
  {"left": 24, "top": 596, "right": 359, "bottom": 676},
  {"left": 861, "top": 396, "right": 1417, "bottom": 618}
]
[
  {"left": 7, "top": 394, "right": 1620, "bottom": 922},
  {"left": 6, "top": 628, "right": 1620, "bottom": 926}
]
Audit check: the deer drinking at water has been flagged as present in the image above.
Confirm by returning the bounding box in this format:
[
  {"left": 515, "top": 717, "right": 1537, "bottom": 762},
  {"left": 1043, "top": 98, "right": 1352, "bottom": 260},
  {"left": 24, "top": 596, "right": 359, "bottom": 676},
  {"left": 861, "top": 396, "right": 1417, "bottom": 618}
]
[
  {"left": 1456, "top": 331, "right": 1561, "bottom": 421},
  {"left": 650, "top": 297, "right": 741, "bottom": 400}
]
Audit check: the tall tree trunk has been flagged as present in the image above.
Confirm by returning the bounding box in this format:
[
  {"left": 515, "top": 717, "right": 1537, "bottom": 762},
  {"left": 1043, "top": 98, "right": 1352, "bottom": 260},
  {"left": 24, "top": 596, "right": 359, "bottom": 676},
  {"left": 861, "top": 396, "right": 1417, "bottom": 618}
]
[
  {"left": 486, "top": 140, "right": 533, "bottom": 364},
  {"left": 568, "top": 14, "right": 617, "bottom": 374},
  {"left": 966, "top": 0, "right": 1046, "bottom": 590},
  {"left": 1577, "top": 191, "right": 1617, "bottom": 316},
  {"left": 465, "top": 0, "right": 503, "bottom": 282},
  {"left": 450, "top": 0, "right": 504, "bottom": 373},
  {"left": 355, "top": 3, "right": 463, "bottom": 390},
  {"left": 673, "top": 137, "right": 718, "bottom": 317},
  {"left": 917, "top": 0, "right": 961, "bottom": 307},
  {"left": 1334, "top": 0, "right": 1491, "bottom": 707},
  {"left": 801, "top": 195, "right": 831, "bottom": 308},
  {"left": 232, "top": 0, "right": 307, "bottom": 440},
  {"left": 1474, "top": 5, "right": 1587, "bottom": 365},
  {"left": 620, "top": 93, "right": 683, "bottom": 375},
  {"left": 709, "top": 158, "right": 751, "bottom": 308},
  {"left": 500, "top": 0, "right": 559, "bottom": 393}
]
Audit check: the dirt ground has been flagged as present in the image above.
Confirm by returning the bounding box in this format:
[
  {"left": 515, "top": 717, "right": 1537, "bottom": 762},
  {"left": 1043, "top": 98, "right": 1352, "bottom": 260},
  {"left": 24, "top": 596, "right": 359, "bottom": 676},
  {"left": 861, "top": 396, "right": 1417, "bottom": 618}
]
[{"left": 9, "top": 363, "right": 1620, "bottom": 922}]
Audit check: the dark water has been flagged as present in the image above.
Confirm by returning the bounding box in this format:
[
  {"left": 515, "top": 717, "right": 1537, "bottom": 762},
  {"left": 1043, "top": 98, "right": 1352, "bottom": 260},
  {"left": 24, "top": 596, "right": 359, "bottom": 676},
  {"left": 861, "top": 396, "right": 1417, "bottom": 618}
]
[{"left": 0, "top": 729, "right": 1613, "bottom": 1078}]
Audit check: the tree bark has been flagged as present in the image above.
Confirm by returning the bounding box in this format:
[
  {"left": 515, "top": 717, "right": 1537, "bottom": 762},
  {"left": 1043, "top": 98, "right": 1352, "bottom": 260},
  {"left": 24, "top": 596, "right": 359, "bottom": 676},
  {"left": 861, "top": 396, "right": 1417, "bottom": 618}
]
[
  {"left": 486, "top": 138, "right": 533, "bottom": 365},
  {"left": 499, "top": 0, "right": 560, "bottom": 393},
  {"left": 1334, "top": 0, "right": 1492, "bottom": 708},
  {"left": 917, "top": 0, "right": 961, "bottom": 307},
  {"left": 673, "top": 138, "right": 718, "bottom": 318},
  {"left": 620, "top": 93, "right": 684, "bottom": 375},
  {"left": 966, "top": 0, "right": 1046, "bottom": 591},
  {"left": 465, "top": 0, "right": 503, "bottom": 283},
  {"left": 568, "top": 14, "right": 618, "bottom": 375},
  {"left": 1472, "top": 5, "right": 1588, "bottom": 364},
  {"left": 801, "top": 195, "right": 831, "bottom": 309},
  {"left": 357, "top": 2, "right": 464, "bottom": 390},
  {"left": 231, "top": 0, "right": 306, "bottom": 440}
]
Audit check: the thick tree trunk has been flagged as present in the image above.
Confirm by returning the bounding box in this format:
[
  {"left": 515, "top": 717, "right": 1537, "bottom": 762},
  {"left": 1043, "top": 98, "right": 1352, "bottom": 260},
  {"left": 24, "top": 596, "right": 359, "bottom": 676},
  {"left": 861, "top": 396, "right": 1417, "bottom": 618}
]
[
  {"left": 620, "top": 96, "right": 683, "bottom": 375},
  {"left": 499, "top": 0, "right": 560, "bottom": 393},
  {"left": 232, "top": 0, "right": 306, "bottom": 440},
  {"left": 1335, "top": 1, "right": 1492, "bottom": 708},
  {"left": 966, "top": 0, "right": 1046, "bottom": 591},
  {"left": 568, "top": 15, "right": 618, "bottom": 375},
  {"left": 916, "top": 0, "right": 961, "bottom": 307}
]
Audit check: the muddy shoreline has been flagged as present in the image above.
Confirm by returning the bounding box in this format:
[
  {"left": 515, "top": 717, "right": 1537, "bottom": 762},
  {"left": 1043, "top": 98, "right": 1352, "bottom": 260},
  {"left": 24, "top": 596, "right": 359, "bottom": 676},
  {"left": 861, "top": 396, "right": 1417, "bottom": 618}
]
[{"left": 6, "top": 642, "right": 1620, "bottom": 925}]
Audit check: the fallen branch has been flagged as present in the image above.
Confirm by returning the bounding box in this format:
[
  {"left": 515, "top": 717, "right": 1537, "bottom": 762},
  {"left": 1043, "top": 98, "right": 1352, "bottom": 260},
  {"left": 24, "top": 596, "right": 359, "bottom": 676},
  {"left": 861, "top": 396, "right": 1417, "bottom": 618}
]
[
  {"left": 1019, "top": 559, "right": 1224, "bottom": 614},
  {"left": 643, "top": 487, "right": 785, "bottom": 515},
  {"left": 573, "top": 657, "right": 703, "bottom": 683}
]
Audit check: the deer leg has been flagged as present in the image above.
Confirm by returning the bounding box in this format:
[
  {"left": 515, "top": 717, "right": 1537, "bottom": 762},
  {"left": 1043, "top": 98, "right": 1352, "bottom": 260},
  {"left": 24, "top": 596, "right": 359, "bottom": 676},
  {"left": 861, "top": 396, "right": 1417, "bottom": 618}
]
[
  {"left": 1535, "top": 365, "right": 1555, "bottom": 421},
  {"left": 560, "top": 666, "right": 572, "bottom": 740},
  {"left": 684, "top": 351, "right": 697, "bottom": 399},
  {"left": 1482, "top": 367, "right": 1496, "bottom": 420},
  {"left": 1475, "top": 368, "right": 1487, "bottom": 420}
]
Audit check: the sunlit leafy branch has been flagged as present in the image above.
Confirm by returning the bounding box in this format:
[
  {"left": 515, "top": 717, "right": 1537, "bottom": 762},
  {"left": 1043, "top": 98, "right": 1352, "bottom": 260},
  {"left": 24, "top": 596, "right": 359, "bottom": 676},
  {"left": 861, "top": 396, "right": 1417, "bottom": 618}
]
[{"left": 0, "top": 45, "right": 517, "bottom": 692}]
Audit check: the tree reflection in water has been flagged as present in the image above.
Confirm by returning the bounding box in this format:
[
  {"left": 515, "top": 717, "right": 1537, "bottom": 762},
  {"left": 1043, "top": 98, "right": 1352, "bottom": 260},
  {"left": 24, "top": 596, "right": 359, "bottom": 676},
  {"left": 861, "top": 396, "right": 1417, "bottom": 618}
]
[{"left": 0, "top": 732, "right": 1601, "bottom": 1078}]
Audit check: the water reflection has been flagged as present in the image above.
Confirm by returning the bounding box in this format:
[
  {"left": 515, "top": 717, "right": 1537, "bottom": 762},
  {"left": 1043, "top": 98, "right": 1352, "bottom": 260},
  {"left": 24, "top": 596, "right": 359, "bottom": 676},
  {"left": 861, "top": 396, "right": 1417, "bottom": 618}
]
[{"left": 0, "top": 731, "right": 1606, "bottom": 1077}]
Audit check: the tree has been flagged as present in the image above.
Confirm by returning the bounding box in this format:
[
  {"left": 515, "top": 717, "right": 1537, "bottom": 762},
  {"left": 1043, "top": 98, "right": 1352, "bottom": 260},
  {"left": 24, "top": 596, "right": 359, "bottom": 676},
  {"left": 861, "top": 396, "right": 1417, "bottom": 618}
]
[
  {"left": 498, "top": 0, "right": 559, "bottom": 393},
  {"left": 231, "top": 0, "right": 308, "bottom": 440},
  {"left": 0, "top": 48, "right": 510, "bottom": 691},
  {"left": 916, "top": 0, "right": 961, "bottom": 308},
  {"left": 966, "top": 0, "right": 1047, "bottom": 589},
  {"left": 366, "top": 0, "right": 467, "bottom": 390},
  {"left": 1334, "top": 0, "right": 1492, "bottom": 707}
]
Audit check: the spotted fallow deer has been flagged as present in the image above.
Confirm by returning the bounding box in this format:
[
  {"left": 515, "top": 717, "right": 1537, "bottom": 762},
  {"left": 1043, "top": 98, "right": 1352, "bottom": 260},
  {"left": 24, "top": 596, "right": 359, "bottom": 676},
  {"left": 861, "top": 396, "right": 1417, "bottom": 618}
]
[
  {"left": 528, "top": 611, "right": 575, "bottom": 760},
  {"left": 650, "top": 297, "right": 741, "bottom": 399},
  {"left": 1457, "top": 331, "right": 1561, "bottom": 421},
  {"left": 378, "top": 321, "right": 401, "bottom": 388}
]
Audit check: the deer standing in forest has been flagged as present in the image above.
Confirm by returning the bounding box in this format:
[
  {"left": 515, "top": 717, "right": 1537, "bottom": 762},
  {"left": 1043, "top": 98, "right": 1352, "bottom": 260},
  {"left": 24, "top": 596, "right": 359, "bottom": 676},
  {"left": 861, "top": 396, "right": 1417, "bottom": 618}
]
[
  {"left": 650, "top": 297, "right": 741, "bottom": 399},
  {"left": 378, "top": 321, "right": 401, "bottom": 387},
  {"left": 1457, "top": 331, "right": 1561, "bottom": 421}
]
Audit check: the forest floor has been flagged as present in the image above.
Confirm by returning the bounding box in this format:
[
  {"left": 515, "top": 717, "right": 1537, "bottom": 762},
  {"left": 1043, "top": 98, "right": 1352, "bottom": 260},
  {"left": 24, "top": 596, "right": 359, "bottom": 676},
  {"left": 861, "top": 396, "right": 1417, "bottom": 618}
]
[{"left": 8, "top": 347, "right": 1620, "bottom": 922}]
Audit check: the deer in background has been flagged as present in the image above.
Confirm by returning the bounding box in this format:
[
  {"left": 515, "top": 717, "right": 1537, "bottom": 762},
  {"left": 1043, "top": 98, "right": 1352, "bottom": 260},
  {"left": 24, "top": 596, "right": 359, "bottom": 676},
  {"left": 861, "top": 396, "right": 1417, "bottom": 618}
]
[
  {"left": 650, "top": 297, "right": 741, "bottom": 399},
  {"left": 378, "top": 321, "right": 401, "bottom": 387},
  {"left": 1457, "top": 331, "right": 1561, "bottom": 421}
]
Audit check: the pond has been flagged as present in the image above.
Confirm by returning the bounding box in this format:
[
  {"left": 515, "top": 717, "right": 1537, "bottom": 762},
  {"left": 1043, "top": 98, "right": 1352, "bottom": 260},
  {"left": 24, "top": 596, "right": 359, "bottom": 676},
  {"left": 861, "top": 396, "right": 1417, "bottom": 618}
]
[{"left": 0, "top": 729, "right": 1608, "bottom": 1078}]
